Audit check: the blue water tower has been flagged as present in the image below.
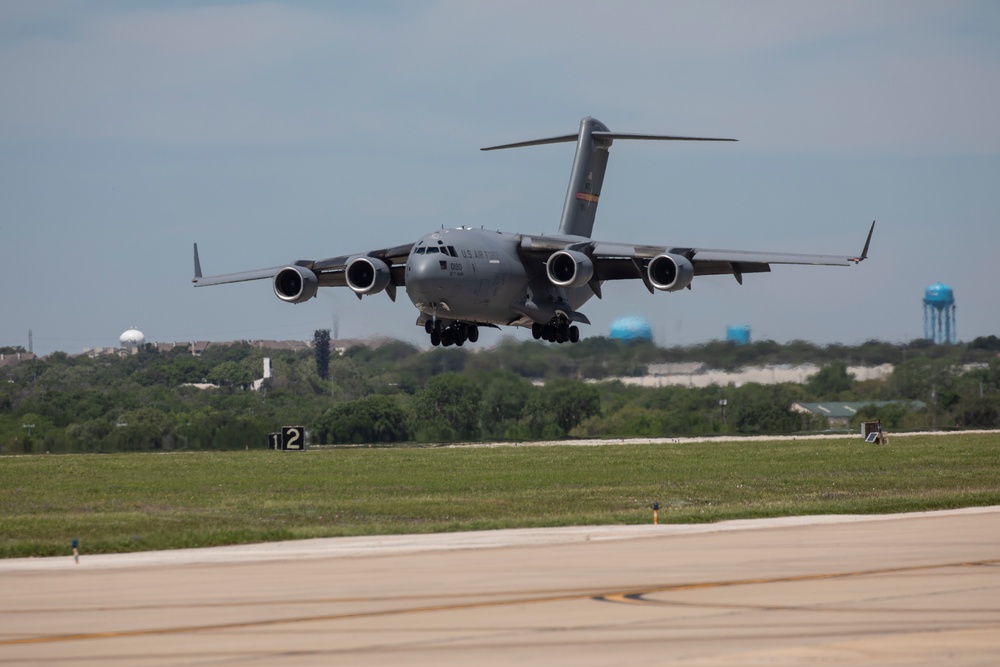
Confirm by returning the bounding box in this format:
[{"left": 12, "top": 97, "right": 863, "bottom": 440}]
[
  {"left": 726, "top": 325, "right": 751, "bottom": 346},
  {"left": 610, "top": 316, "right": 653, "bottom": 342},
  {"left": 923, "top": 282, "right": 956, "bottom": 344}
]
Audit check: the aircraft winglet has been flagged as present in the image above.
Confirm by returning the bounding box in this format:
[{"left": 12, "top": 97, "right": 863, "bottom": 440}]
[
  {"left": 852, "top": 221, "right": 876, "bottom": 264},
  {"left": 193, "top": 243, "right": 203, "bottom": 281}
]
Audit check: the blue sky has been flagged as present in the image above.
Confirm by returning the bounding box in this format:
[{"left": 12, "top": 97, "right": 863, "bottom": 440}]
[{"left": 2, "top": 1, "right": 998, "bottom": 356}]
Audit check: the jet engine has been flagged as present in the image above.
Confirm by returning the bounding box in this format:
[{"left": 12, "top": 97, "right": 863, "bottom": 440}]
[
  {"left": 346, "top": 256, "right": 392, "bottom": 296},
  {"left": 547, "top": 249, "right": 595, "bottom": 288},
  {"left": 273, "top": 265, "right": 319, "bottom": 303},
  {"left": 647, "top": 253, "right": 694, "bottom": 292}
]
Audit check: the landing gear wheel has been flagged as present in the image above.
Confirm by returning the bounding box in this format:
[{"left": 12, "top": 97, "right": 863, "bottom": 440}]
[
  {"left": 430, "top": 330, "right": 441, "bottom": 346},
  {"left": 424, "top": 320, "right": 435, "bottom": 334},
  {"left": 569, "top": 325, "right": 579, "bottom": 343},
  {"left": 441, "top": 329, "right": 455, "bottom": 347},
  {"left": 532, "top": 323, "right": 542, "bottom": 340},
  {"left": 468, "top": 325, "right": 479, "bottom": 343}
]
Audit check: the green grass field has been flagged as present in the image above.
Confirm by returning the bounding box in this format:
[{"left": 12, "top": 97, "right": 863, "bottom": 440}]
[{"left": 2, "top": 433, "right": 998, "bottom": 558}]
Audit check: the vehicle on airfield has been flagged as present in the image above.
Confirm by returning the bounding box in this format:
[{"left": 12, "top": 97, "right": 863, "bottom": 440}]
[{"left": 193, "top": 117, "right": 874, "bottom": 347}]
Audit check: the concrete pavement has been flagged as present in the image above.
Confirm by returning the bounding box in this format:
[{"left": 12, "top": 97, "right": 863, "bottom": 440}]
[{"left": 2, "top": 507, "right": 998, "bottom": 665}]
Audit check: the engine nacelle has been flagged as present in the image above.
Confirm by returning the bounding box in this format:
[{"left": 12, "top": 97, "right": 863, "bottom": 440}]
[
  {"left": 547, "top": 249, "right": 595, "bottom": 288},
  {"left": 647, "top": 253, "right": 694, "bottom": 292},
  {"left": 345, "top": 256, "right": 392, "bottom": 296},
  {"left": 273, "top": 265, "right": 319, "bottom": 303}
]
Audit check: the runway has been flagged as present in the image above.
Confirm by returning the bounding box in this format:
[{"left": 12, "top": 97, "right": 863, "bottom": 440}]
[{"left": 2, "top": 507, "right": 998, "bottom": 666}]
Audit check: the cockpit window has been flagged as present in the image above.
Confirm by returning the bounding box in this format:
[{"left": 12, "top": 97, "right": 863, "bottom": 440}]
[
  {"left": 415, "top": 247, "right": 425, "bottom": 254},
  {"left": 448, "top": 246, "right": 458, "bottom": 257},
  {"left": 427, "top": 247, "right": 439, "bottom": 254}
]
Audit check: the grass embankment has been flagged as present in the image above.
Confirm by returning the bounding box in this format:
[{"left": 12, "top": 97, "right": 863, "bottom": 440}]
[{"left": 2, "top": 433, "right": 998, "bottom": 558}]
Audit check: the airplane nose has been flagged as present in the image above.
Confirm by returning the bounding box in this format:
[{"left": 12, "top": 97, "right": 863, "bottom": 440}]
[{"left": 406, "top": 255, "right": 441, "bottom": 300}]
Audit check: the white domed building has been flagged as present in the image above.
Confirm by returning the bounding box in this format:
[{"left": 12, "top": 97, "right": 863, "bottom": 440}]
[{"left": 119, "top": 327, "right": 146, "bottom": 353}]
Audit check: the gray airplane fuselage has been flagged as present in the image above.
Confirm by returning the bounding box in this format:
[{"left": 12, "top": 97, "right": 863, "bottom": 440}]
[{"left": 405, "top": 227, "right": 592, "bottom": 327}]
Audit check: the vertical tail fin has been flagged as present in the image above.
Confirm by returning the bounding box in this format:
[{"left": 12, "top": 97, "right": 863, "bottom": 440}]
[
  {"left": 482, "top": 117, "right": 736, "bottom": 239},
  {"left": 558, "top": 117, "right": 611, "bottom": 238}
]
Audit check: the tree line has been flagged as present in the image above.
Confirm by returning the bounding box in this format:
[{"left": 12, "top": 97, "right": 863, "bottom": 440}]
[{"left": 1, "top": 335, "right": 998, "bottom": 453}]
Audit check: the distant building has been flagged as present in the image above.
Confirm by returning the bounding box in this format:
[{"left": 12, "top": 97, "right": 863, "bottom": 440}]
[
  {"left": 0, "top": 352, "right": 36, "bottom": 369},
  {"left": 791, "top": 401, "right": 926, "bottom": 428},
  {"left": 607, "top": 363, "right": 894, "bottom": 389},
  {"left": 646, "top": 362, "right": 707, "bottom": 376},
  {"left": 82, "top": 336, "right": 393, "bottom": 360}
]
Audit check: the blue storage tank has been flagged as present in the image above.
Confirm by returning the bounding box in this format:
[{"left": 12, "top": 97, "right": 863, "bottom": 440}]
[
  {"left": 924, "top": 282, "right": 955, "bottom": 306},
  {"left": 726, "top": 325, "right": 751, "bottom": 346},
  {"left": 610, "top": 316, "right": 653, "bottom": 342}
]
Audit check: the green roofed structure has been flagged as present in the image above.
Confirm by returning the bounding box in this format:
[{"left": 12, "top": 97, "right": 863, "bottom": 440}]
[{"left": 791, "top": 401, "right": 926, "bottom": 428}]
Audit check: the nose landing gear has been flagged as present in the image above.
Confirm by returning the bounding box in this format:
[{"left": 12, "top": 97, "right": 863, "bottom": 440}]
[
  {"left": 427, "top": 319, "right": 480, "bottom": 347},
  {"left": 531, "top": 318, "right": 580, "bottom": 344}
]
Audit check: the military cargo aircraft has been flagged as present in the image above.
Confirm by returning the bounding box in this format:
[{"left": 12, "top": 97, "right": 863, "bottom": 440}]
[{"left": 193, "top": 117, "right": 874, "bottom": 347}]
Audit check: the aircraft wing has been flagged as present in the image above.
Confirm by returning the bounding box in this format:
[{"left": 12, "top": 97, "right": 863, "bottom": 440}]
[
  {"left": 522, "top": 221, "right": 874, "bottom": 289},
  {"left": 192, "top": 242, "right": 415, "bottom": 290},
  {"left": 588, "top": 245, "right": 851, "bottom": 286}
]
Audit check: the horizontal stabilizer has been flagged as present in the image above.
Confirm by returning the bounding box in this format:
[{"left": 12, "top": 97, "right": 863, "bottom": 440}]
[
  {"left": 481, "top": 134, "right": 579, "bottom": 151},
  {"left": 482, "top": 131, "right": 736, "bottom": 151},
  {"left": 592, "top": 132, "right": 736, "bottom": 143}
]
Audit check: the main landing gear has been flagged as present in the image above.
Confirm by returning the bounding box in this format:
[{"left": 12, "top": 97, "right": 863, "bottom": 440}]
[
  {"left": 531, "top": 319, "right": 580, "bottom": 344},
  {"left": 426, "top": 319, "right": 479, "bottom": 347}
]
